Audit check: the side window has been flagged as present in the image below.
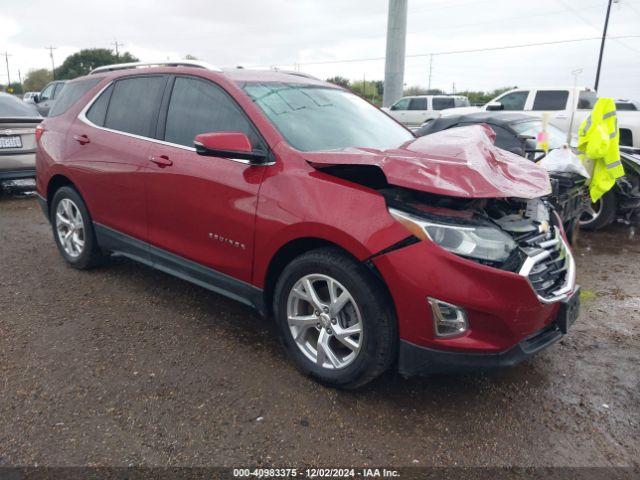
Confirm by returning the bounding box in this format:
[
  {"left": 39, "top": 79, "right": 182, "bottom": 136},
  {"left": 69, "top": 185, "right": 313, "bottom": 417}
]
[
  {"left": 432, "top": 97, "right": 455, "bottom": 110},
  {"left": 391, "top": 98, "right": 410, "bottom": 111},
  {"left": 616, "top": 102, "right": 636, "bottom": 111},
  {"left": 104, "top": 76, "right": 165, "bottom": 137},
  {"left": 53, "top": 83, "right": 66, "bottom": 99},
  {"left": 408, "top": 98, "right": 428, "bottom": 110},
  {"left": 497, "top": 91, "right": 528, "bottom": 111},
  {"left": 86, "top": 84, "right": 114, "bottom": 126},
  {"left": 164, "top": 76, "right": 261, "bottom": 149},
  {"left": 49, "top": 79, "right": 101, "bottom": 117},
  {"left": 40, "top": 84, "right": 55, "bottom": 101},
  {"left": 532, "top": 90, "right": 569, "bottom": 111}
]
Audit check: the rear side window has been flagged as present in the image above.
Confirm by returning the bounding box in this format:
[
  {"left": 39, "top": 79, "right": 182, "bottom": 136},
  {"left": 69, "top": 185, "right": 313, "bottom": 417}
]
[
  {"left": 49, "top": 78, "right": 101, "bottom": 117},
  {"left": 103, "top": 76, "right": 165, "bottom": 137},
  {"left": 432, "top": 97, "right": 455, "bottom": 110},
  {"left": 408, "top": 98, "right": 428, "bottom": 110},
  {"left": 86, "top": 84, "right": 113, "bottom": 126},
  {"left": 164, "top": 76, "right": 260, "bottom": 148},
  {"left": 53, "top": 82, "right": 66, "bottom": 99},
  {"left": 532, "top": 90, "right": 569, "bottom": 111}
]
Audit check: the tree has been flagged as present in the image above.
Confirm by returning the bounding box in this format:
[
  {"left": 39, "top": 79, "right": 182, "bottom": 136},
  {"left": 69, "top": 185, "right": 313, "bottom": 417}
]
[
  {"left": 326, "top": 76, "right": 350, "bottom": 88},
  {"left": 23, "top": 68, "right": 52, "bottom": 92},
  {"left": 55, "top": 48, "right": 139, "bottom": 80}
]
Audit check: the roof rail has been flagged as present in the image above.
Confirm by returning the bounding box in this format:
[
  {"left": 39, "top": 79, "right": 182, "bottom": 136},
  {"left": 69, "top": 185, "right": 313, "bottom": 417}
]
[
  {"left": 270, "top": 68, "right": 320, "bottom": 81},
  {"left": 89, "top": 60, "right": 222, "bottom": 75}
]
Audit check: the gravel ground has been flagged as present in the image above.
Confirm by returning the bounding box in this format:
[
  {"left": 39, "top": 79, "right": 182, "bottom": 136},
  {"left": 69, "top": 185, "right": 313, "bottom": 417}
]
[{"left": 0, "top": 195, "right": 638, "bottom": 468}]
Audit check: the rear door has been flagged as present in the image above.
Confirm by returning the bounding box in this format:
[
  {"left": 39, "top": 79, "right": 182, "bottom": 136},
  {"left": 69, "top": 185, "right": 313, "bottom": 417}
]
[
  {"left": 405, "top": 97, "right": 429, "bottom": 127},
  {"left": 67, "top": 74, "right": 167, "bottom": 242},
  {"left": 529, "top": 89, "right": 571, "bottom": 131},
  {"left": 145, "top": 75, "right": 266, "bottom": 283}
]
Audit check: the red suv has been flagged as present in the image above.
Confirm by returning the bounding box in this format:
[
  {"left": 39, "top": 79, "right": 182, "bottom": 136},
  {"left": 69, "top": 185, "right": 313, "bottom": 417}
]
[{"left": 36, "top": 61, "right": 580, "bottom": 388}]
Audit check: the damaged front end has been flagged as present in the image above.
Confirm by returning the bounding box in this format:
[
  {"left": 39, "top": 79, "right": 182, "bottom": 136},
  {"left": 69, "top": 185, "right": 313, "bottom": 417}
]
[
  {"left": 381, "top": 187, "right": 575, "bottom": 304},
  {"left": 307, "top": 125, "right": 575, "bottom": 303}
]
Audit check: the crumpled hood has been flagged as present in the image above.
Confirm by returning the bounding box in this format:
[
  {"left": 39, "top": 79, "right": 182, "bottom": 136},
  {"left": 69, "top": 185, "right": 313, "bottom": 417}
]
[{"left": 305, "top": 124, "right": 551, "bottom": 199}]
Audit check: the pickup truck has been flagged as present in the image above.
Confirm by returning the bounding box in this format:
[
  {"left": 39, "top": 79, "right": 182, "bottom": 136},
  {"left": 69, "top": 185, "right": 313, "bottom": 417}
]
[
  {"left": 382, "top": 95, "right": 470, "bottom": 128},
  {"left": 440, "top": 87, "right": 640, "bottom": 148}
]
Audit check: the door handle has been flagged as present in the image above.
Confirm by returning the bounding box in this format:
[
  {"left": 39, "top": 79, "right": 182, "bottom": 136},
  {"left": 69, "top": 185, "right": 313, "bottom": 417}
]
[
  {"left": 73, "top": 134, "right": 90, "bottom": 145},
  {"left": 149, "top": 154, "right": 173, "bottom": 167}
]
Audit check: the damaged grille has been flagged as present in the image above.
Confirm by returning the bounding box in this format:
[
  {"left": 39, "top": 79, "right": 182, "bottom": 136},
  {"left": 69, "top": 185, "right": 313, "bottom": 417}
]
[{"left": 514, "top": 226, "right": 575, "bottom": 302}]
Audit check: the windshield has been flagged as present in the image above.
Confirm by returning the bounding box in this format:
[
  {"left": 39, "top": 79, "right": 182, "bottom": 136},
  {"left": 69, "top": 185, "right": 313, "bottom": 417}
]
[
  {"left": 0, "top": 94, "right": 40, "bottom": 118},
  {"left": 512, "top": 120, "right": 567, "bottom": 149},
  {"left": 242, "top": 83, "right": 414, "bottom": 152}
]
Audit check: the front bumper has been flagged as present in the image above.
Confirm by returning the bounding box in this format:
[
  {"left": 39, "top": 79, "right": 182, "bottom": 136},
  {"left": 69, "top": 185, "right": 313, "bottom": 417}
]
[{"left": 398, "top": 315, "right": 565, "bottom": 376}]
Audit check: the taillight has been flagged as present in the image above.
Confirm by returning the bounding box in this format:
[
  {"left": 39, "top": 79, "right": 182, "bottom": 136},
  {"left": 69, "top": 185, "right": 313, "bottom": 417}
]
[{"left": 35, "top": 124, "right": 45, "bottom": 142}]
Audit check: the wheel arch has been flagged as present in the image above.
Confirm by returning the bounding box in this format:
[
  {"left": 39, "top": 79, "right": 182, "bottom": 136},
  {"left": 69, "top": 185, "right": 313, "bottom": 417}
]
[
  {"left": 262, "top": 236, "right": 395, "bottom": 320},
  {"left": 46, "top": 174, "right": 78, "bottom": 217}
]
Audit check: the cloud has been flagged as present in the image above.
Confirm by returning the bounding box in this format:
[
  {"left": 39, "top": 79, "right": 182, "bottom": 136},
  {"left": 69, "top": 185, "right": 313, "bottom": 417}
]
[{"left": 2, "top": 0, "right": 639, "bottom": 100}]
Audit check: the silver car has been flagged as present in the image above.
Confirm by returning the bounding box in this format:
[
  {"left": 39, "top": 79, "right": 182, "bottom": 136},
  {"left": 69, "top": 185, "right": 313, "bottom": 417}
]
[
  {"left": 0, "top": 93, "right": 42, "bottom": 190},
  {"left": 33, "top": 80, "right": 66, "bottom": 117}
]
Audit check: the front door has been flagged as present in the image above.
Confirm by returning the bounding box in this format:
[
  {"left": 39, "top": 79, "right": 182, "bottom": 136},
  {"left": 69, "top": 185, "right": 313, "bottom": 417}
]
[{"left": 145, "top": 75, "right": 267, "bottom": 283}]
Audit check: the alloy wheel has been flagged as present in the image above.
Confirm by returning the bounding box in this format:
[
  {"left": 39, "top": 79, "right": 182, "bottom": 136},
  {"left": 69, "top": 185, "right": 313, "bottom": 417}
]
[
  {"left": 55, "top": 198, "right": 85, "bottom": 258},
  {"left": 579, "top": 199, "right": 602, "bottom": 226},
  {"left": 286, "top": 274, "right": 363, "bottom": 370}
]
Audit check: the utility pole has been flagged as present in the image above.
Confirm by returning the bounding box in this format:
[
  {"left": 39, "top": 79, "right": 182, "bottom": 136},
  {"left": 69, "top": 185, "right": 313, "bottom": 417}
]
[
  {"left": 383, "top": 0, "right": 408, "bottom": 107},
  {"left": 2, "top": 51, "right": 11, "bottom": 86},
  {"left": 594, "top": 0, "right": 615, "bottom": 91},
  {"left": 45, "top": 46, "right": 57, "bottom": 80},
  {"left": 18, "top": 69, "right": 22, "bottom": 85},
  {"left": 428, "top": 54, "right": 433, "bottom": 91},
  {"left": 111, "top": 40, "right": 124, "bottom": 58}
]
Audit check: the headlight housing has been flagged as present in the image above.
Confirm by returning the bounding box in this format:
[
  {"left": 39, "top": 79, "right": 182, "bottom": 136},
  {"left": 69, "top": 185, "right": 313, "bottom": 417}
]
[{"left": 389, "top": 208, "right": 517, "bottom": 263}]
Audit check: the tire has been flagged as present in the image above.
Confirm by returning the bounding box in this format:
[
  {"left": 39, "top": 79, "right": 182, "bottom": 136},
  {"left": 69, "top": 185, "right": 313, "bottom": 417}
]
[
  {"left": 273, "top": 247, "right": 397, "bottom": 389},
  {"left": 579, "top": 189, "right": 617, "bottom": 231},
  {"left": 50, "top": 186, "right": 106, "bottom": 269}
]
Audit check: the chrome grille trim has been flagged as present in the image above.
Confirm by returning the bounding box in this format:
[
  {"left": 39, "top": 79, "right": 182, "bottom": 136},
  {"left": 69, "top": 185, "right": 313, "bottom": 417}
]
[{"left": 518, "top": 227, "right": 576, "bottom": 304}]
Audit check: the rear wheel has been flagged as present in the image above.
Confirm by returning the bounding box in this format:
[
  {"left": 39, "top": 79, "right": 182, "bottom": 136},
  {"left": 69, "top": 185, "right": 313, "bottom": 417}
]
[
  {"left": 51, "top": 186, "right": 106, "bottom": 269},
  {"left": 579, "top": 190, "right": 617, "bottom": 231},
  {"left": 273, "top": 248, "right": 397, "bottom": 389}
]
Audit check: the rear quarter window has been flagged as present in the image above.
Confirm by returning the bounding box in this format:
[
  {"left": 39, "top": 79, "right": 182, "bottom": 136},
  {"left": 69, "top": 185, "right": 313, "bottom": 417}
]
[
  {"left": 103, "top": 76, "right": 166, "bottom": 137},
  {"left": 49, "top": 78, "right": 101, "bottom": 117}
]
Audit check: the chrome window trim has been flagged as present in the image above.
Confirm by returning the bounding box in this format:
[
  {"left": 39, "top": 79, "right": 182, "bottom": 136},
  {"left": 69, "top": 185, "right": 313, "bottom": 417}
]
[{"left": 77, "top": 80, "right": 275, "bottom": 166}]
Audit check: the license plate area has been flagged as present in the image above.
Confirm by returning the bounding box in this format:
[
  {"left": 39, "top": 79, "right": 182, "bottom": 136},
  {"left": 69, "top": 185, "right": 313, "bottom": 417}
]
[
  {"left": 0, "top": 136, "right": 22, "bottom": 149},
  {"left": 557, "top": 287, "right": 580, "bottom": 334}
]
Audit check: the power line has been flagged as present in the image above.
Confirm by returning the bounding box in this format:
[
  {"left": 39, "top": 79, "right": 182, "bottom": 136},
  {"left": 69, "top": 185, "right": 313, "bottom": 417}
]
[{"left": 256, "top": 35, "right": 640, "bottom": 69}]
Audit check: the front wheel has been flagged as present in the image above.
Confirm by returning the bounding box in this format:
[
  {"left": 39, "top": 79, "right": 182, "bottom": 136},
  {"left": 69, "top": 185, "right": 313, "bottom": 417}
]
[
  {"left": 579, "top": 190, "right": 617, "bottom": 231},
  {"left": 273, "top": 248, "right": 397, "bottom": 389}
]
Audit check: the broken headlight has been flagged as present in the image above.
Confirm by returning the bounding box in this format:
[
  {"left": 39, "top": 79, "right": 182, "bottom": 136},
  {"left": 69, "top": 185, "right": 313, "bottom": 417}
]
[{"left": 389, "top": 208, "right": 517, "bottom": 263}]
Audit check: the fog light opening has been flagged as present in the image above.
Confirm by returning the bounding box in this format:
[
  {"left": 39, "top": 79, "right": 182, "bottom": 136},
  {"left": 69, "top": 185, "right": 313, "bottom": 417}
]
[{"left": 428, "top": 297, "right": 468, "bottom": 338}]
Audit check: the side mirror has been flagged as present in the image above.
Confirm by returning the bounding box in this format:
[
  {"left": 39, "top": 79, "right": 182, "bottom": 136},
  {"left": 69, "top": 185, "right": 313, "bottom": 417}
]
[
  {"left": 486, "top": 101, "right": 504, "bottom": 111},
  {"left": 390, "top": 104, "right": 399, "bottom": 111},
  {"left": 32, "top": 94, "right": 40, "bottom": 104},
  {"left": 194, "top": 132, "right": 268, "bottom": 164}
]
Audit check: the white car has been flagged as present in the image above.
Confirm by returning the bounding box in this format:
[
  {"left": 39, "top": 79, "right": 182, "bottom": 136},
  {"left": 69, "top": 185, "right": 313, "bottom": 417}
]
[
  {"left": 383, "top": 95, "right": 470, "bottom": 128},
  {"left": 22, "top": 92, "right": 39, "bottom": 103},
  {"left": 439, "top": 87, "right": 640, "bottom": 148}
]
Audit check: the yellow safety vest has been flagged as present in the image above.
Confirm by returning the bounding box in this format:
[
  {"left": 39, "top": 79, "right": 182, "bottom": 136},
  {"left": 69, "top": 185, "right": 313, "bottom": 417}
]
[{"left": 577, "top": 98, "right": 624, "bottom": 202}]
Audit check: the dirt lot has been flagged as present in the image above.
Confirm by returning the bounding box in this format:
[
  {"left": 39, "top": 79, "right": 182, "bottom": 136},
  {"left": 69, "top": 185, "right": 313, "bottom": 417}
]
[{"left": 0, "top": 194, "right": 638, "bottom": 468}]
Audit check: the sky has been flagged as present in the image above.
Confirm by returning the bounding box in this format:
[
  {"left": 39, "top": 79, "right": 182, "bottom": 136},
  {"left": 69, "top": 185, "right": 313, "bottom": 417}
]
[{"left": 1, "top": 0, "right": 639, "bottom": 100}]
